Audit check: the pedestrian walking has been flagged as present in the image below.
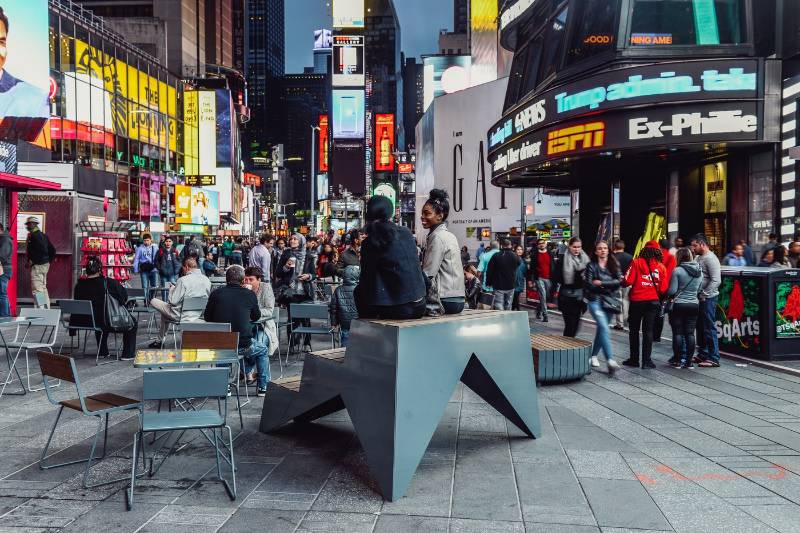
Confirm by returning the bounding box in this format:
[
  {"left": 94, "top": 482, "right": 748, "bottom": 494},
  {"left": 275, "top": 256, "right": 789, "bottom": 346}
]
[
  {"left": 477, "top": 241, "right": 500, "bottom": 291},
  {"left": 690, "top": 234, "right": 722, "bottom": 367},
  {"left": 133, "top": 233, "right": 159, "bottom": 297},
  {"left": 249, "top": 234, "right": 272, "bottom": 283},
  {"left": 420, "top": 189, "right": 466, "bottom": 315},
  {"left": 666, "top": 248, "right": 703, "bottom": 368},
  {"left": 156, "top": 236, "right": 181, "bottom": 285},
  {"left": 612, "top": 240, "right": 633, "bottom": 330},
  {"left": 464, "top": 265, "right": 480, "bottom": 309},
  {"left": 512, "top": 245, "right": 526, "bottom": 311},
  {"left": 723, "top": 243, "right": 748, "bottom": 267},
  {"left": 530, "top": 238, "right": 555, "bottom": 322},
  {"left": 622, "top": 241, "right": 668, "bottom": 369},
  {"left": 485, "top": 239, "right": 521, "bottom": 311},
  {"left": 461, "top": 246, "right": 470, "bottom": 267},
  {"left": 221, "top": 236, "right": 234, "bottom": 266},
  {"left": 24, "top": 216, "right": 56, "bottom": 308},
  {"left": 558, "top": 237, "right": 590, "bottom": 337},
  {"left": 0, "top": 223, "right": 12, "bottom": 316},
  {"left": 583, "top": 240, "right": 622, "bottom": 376}
]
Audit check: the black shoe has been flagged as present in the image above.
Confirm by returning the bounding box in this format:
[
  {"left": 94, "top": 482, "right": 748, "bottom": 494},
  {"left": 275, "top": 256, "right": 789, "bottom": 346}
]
[
  {"left": 542, "top": 316, "right": 549, "bottom": 322},
  {"left": 642, "top": 360, "right": 656, "bottom": 369},
  {"left": 680, "top": 360, "right": 693, "bottom": 369},
  {"left": 667, "top": 357, "right": 680, "bottom": 367},
  {"left": 612, "top": 325, "right": 625, "bottom": 331},
  {"left": 622, "top": 358, "right": 639, "bottom": 367},
  {"left": 148, "top": 340, "right": 162, "bottom": 348},
  {"left": 257, "top": 387, "right": 267, "bottom": 397}
]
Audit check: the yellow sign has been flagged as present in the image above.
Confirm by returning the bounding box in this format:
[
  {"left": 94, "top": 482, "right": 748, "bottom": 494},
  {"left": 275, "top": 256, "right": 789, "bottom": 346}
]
[
  {"left": 183, "top": 91, "right": 199, "bottom": 176},
  {"left": 175, "top": 185, "right": 192, "bottom": 224}
]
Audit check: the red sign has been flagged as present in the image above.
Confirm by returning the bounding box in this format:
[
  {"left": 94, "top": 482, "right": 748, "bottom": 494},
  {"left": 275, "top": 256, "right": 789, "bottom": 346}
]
[
  {"left": 398, "top": 162, "right": 414, "bottom": 174},
  {"left": 244, "top": 172, "right": 261, "bottom": 187},
  {"left": 319, "top": 115, "right": 329, "bottom": 172},
  {"left": 375, "top": 114, "right": 395, "bottom": 171}
]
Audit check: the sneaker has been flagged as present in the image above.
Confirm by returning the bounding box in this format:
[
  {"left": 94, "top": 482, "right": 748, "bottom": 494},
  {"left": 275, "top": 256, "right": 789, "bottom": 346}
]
[
  {"left": 697, "top": 360, "right": 720, "bottom": 368},
  {"left": 642, "top": 360, "right": 656, "bottom": 369},
  {"left": 680, "top": 360, "right": 694, "bottom": 369},
  {"left": 612, "top": 324, "right": 625, "bottom": 331},
  {"left": 667, "top": 358, "right": 680, "bottom": 367},
  {"left": 257, "top": 387, "right": 267, "bottom": 397},
  {"left": 622, "top": 358, "right": 639, "bottom": 367},
  {"left": 245, "top": 372, "right": 257, "bottom": 386},
  {"left": 120, "top": 356, "right": 135, "bottom": 362},
  {"left": 590, "top": 356, "right": 600, "bottom": 368},
  {"left": 147, "top": 340, "right": 162, "bottom": 348},
  {"left": 607, "top": 359, "right": 619, "bottom": 377}
]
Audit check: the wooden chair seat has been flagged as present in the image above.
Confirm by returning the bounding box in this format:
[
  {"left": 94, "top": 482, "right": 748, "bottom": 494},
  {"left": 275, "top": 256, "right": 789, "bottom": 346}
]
[
  {"left": 272, "top": 376, "right": 302, "bottom": 392},
  {"left": 60, "top": 393, "right": 140, "bottom": 413}
]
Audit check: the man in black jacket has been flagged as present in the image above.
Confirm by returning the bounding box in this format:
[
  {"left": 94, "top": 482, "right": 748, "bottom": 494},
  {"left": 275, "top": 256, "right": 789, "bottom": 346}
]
[
  {"left": 25, "top": 216, "right": 55, "bottom": 308},
  {"left": 0, "top": 223, "right": 13, "bottom": 316},
  {"left": 486, "top": 239, "right": 521, "bottom": 310},
  {"left": 335, "top": 229, "right": 360, "bottom": 277},
  {"left": 203, "top": 265, "right": 269, "bottom": 395}
]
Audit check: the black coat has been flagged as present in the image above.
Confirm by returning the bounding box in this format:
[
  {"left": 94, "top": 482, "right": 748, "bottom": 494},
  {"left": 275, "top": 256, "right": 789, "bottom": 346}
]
[
  {"left": 485, "top": 249, "right": 521, "bottom": 291},
  {"left": 354, "top": 225, "right": 426, "bottom": 310},
  {"left": 72, "top": 276, "right": 128, "bottom": 330},
  {"left": 582, "top": 261, "right": 622, "bottom": 302},
  {"left": 26, "top": 229, "right": 55, "bottom": 265}
]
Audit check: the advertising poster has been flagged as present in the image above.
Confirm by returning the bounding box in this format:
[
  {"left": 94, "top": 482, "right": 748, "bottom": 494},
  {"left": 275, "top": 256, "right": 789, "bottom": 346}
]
[
  {"left": 333, "top": 36, "right": 365, "bottom": 87},
  {"left": 375, "top": 114, "right": 395, "bottom": 171},
  {"left": 314, "top": 29, "right": 332, "bottom": 49},
  {"left": 175, "top": 185, "right": 192, "bottom": 224},
  {"left": 183, "top": 91, "right": 199, "bottom": 176},
  {"left": 0, "top": 0, "right": 50, "bottom": 142},
  {"left": 198, "top": 91, "right": 217, "bottom": 176},
  {"left": 333, "top": 0, "right": 364, "bottom": 29},
  {"left": 191, "top": 189, "right": 220, "bottom": 226},
  {"left": 423, "top": 55, "right": 472, "bottom": 111},
  {"left": 715, "top": 277, "right": 762, "bottom": 355},
  {"left": 775, "top": 281, "right": 800, "bottom": 338},
  {"left": 319, "top": 115, "right": 329, "bottom": 171},
  {"left": 470, "top": 0, "right": 500, "bottom": 86},
  {"left": 215, "top": 89, "right": 232, "bottom": 167},
  {"left": 332, "top": 90, "right": 365, "bottom": 139},
  {"left": 317, "top": 173, "right": 329, "bottom": 201}
]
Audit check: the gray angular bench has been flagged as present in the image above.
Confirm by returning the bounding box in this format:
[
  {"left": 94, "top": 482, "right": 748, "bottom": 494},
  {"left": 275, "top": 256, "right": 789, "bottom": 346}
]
[
  {"left": 531, "top": 334, "right": 592, "bottom": 383},
  {"left": 260, "top": 309, "right": 541, "bottom": 501}
]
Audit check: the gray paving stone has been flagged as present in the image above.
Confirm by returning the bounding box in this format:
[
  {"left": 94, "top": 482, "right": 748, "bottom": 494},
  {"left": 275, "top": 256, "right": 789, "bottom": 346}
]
[
  {"left": 218, "top": 508, "right": 304, "bottom": 532},
  {"left": 566, "top": 450, "right": 636, "bottom": 480},
  {"left": 310, "top": 453, "right": 384, "bottom": 514},
  {"left": 59, "top": 500, "right": 164, "bottom": 533},
  {"left": 526, "top": 525, "right": 601, "bottom": 533},
  {"left": 381, "top": 461, "right": 453, "bottom": 517},
  {"left": 372, "top": 514, "right": 449, "bottom": 533},
  {"left": 451, "top": 459, "right": 521, "bottom": 522},
  {"left": 579, "top": 478, "right": 671, "bottom": 531},
  {"left": 296, "top": 511, "right": 376, "bottom": 532},
  {"left": 149, "top": 505, "right": 233, "bottom": 527},
  {"left": 450, "top": 518, "right": 525, "bottom": 532},
  {"left": 554, "top": 425, "right": 636, "bottom": 452},
  {"left": 739, "top": 504, "right": 800, "bottom": 533},
  {"left": 515, "top": 461, "right": 596, "bottom": 526}
]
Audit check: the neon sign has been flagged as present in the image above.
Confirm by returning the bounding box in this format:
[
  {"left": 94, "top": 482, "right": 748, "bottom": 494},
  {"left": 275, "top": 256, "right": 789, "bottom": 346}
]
[
  {"left": 547, "top": 122, "right": 605, "bottom": 155},
  {"left": 631, "top": 33, "right": 673, "bottom": 45},
  {"left": 584, "top": 35, "right": 613, "bottom": 45},
  {"left": 629, "top": 110, "right": 757, "bottom": 140}
]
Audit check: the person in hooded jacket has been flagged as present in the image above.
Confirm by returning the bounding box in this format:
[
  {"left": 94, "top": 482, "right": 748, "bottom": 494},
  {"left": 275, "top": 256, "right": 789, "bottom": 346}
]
[
  {"left": 667, "top": 247, "right": 704, "bottom": 369},
  {"left": 622, "top": 240, "right": 669, "bottom": 369},
  {"left": 330, "top": 265, "right": 359, "bottom": 346}
]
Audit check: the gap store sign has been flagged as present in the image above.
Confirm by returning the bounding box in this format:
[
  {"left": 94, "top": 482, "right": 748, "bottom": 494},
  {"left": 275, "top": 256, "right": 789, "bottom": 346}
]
[{"left": 488, "top": 59, "right": 761, "bottom": 151}]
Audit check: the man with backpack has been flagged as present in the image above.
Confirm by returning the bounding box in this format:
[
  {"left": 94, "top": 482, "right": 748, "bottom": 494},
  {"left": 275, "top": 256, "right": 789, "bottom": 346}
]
[
  {"left": 133, "top": 234, "right": 159, "bottom": 297},
  {"left": 25, "top": 216, "right": 57, "bottom": 308}
]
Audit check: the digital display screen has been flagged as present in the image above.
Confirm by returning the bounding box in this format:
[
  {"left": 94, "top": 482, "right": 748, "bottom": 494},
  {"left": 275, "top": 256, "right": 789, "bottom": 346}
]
[
  {"left": 375, "top": 114, "right": 395, "bottom": 171},
  {"left": 333, "top": 0, "right": 365, "bottom": 28},
  {"left": 333, "top": 36, "right": 365, "bottom": 87},
  {"left": 332, "top": 90, "right": 365, "bottom": 139}
]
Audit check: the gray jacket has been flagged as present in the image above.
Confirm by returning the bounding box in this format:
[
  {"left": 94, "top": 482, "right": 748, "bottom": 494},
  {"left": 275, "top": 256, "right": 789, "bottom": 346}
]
[
  {"left": 255, "top": 282, "right": 279, "bottom": 356},
  {"left": 667, "top": 261, "right": 703, "bottom": 305},
  {"left": 423, "top": 224, "right": 466, "bottom": 299},
  {"left": 166, "top": 269, "right": 212, "bottom": 322},
  {"left": 697, "top": 251, "right": 721, "bottom": 299}
]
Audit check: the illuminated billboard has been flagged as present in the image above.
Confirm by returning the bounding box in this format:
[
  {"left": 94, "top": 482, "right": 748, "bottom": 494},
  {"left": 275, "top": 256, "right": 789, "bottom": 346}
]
[
  {"left": 192, "top": 189, "right": 220, "bottom": 226},
  {"left": 215, "top": 89, "right": 233, "bottom": 167},
  {"left": 183, "top": 90, "right": 217, "bottom": 180},
  {"left": 423, "top": 55, "right": 472, "bottom": 111},
  {"left": 470, "top": 0, "right": 500, "bottom": 85},
  {"left": 319, "top": 115, "right": 329, "bottom": 172},
  {"left": 317, "top": 173, "right": 329, "bottom": 201},
  {"left": 332, "top": 90, "right": 365, "bottom": 139},
  {"left": 375, "top": 114, "right": 395, "bottom": 171},
  {"left": 175, "top": 184, "right": 192, "bottom": 224},
  {"left": 314, "top": 29, "right": 332, "bottom": 49},
  {"left": 333, "top": 0, "right": 364, "bottom": 29},
  {"left": 0, "top": 0, "right": 50, "bottom": 142},
  {"left": 333, "top": 36, "right": 365, "bottom": 87}
]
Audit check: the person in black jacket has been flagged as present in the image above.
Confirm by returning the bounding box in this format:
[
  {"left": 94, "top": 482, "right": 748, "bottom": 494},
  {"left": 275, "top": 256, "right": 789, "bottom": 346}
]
[
  {"left": 485, "top": 239, "right": 521, "bottom": 310},
  {"left": 25, "top": 216, "right": 56, "bottom": 308},
  {"left": 354, "top": 195, "right": 426, "bottom": 319},
  {"left": 583, "top": 241, "right": 622, "bottom": 376},
  {"left": 156, "top": 236, "right": 181, "bottom": 285},
  {"left": 330, "top": 265, "right": 359, "bottom": 345},
  {"left": 0, "top": 223, "right": 13, "bottom": 316},
  {"left": 334, "top": 229, "right": 361, "bottom": 277},
  {"left": 73, "top": 256, "right": 138, "bottom": 360}
]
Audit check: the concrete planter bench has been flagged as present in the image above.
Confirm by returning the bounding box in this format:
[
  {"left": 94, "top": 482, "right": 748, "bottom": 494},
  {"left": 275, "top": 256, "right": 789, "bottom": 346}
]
[{"left": 531, "top": 334, "right": 592, "bottom": 383}]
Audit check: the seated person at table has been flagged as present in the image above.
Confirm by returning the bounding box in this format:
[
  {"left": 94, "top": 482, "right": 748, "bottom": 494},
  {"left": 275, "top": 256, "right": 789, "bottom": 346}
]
[
  {"left": 330, "top": 265, "right": 359, "bottom": 346},
  {"left": 354, "top": 195, "right": 427, "bottom": 320},
  {"left": 204, "top": 265, "right": 270, "bottom": 395},
  {"left": 202, "top": 252, "right": 219, "bottom": 277},
  {"left": 244, "top": 266, "right": 279, "bottom": 385},
  {"left": 148, "top": 257, "right": 211, "bottom": 348},
  {"left": 73, "top": 256, "right": 138, "bottom": 360}
]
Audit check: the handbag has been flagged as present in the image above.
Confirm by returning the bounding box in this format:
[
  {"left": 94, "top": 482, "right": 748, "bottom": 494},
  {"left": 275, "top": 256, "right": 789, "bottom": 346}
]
[
  {"left": 644, "top": 261, "right": 668, "bottom": 317},
  {"left": 104, "top": 278, "right": 136, "bottom": 332},
  {"left": 662, "top": 266, "right": 691, "bottom": 315}
]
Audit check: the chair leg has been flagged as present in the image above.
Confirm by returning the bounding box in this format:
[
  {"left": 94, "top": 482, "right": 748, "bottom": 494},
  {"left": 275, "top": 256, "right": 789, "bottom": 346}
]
[
  {"left": 217, "top": 425, "right": 236, "bottom": 500},
  {"left": 81, "top": 415, "right": 106, "bottom": 488},
  {"left": 126, "top": 431, "right": 139, "bottom": 511},
  {"left": 233, "top": 377, "right": 244, "bottom": 430}
]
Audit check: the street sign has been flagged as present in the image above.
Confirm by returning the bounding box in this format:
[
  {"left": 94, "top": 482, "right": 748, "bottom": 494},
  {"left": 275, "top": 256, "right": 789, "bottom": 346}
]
[{"left": 186, "top": 175, "right": 216, "bottom": 186}]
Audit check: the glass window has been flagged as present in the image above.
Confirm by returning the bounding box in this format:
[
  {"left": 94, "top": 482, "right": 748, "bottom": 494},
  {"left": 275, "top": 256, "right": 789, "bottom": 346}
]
[
  {"left": 749, "top": 152, "right": 774, "bottom": 254},
  {"left": 566, "top": 0, "right": 619, "bottom": 65},
  {"left": 537, "top": 7, "right": 569, "bottom": 83},
  {"left": 504, "top": 44, "right": 528, "bottom": 110},
  {"left": 629, "top": 0, "right": 746, "bottom": 47}
]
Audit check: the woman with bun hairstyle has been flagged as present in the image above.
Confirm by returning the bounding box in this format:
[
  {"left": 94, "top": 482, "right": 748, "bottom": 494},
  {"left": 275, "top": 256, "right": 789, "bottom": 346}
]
[
  {"left": 355, "top": 195, "right": 427, "bottom": 319},
  {"left": 72, "top": 256, "right": 138, "bottom": 361},
  {"left": 420, "top": 189, "right": 466, "bottom": 315}
]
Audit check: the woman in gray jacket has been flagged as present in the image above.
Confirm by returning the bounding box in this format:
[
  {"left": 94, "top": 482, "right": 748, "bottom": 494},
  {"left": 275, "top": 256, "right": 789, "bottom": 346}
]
[
  {"left": 667, "top": 248, "right": 703, "bottom": 369},
  {"left": 421, "top": 189, "right": 466, "bottom": 315}
]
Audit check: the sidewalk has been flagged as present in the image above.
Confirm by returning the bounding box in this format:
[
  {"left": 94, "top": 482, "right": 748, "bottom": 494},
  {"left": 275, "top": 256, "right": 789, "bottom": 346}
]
[{"left": 1, "top": 311, "right": 800, "bottom": 532}]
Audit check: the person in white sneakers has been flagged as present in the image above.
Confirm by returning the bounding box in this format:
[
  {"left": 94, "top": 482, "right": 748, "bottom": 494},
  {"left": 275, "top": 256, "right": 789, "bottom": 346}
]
[{"left": 582, "top": 240, "right": 622, "bottom": 376}]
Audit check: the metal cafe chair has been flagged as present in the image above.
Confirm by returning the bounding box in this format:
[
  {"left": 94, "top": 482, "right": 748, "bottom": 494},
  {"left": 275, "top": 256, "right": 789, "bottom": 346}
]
[
  {"left": 57, "top": 300, "right": 108, "bottom": 365},
  {"left": 270, "top": 306, "right": 285, "bottom": 377},
  {"left": 4, "top": 308, "right": 61, "bottom": 392},
  {"left": 127, "top": 367, "right": 236, "bottom": 511},
  {"left": 127, "top": 288, "right": 156, "bottom": 334},
  {"left": 36, "top": 351, "right": 141, "bottom": 488},
  {"left": 33, "top": 292, "right": 48, "bottom": 309},
  {"left": 288, "top": 303, "right": 336, "bottom": 355},
  {"left": 163, "top": 296, "right": 209, "bottom": 350}
]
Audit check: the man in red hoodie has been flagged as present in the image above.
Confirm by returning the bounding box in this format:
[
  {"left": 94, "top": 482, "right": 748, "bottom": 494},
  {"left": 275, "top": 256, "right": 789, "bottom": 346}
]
[
  {"left": 622, "top": 241, "right": 668, "bottom": 368},
  {"left": 653, "top": 239, "right": 677, "bottom": 342}
]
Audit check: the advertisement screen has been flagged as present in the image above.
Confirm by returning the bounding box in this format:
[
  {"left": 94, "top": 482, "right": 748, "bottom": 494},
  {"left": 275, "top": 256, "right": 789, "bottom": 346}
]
[
  {"left": 333, "top": 0, "right": 364, "bottom": 28},
  {"left": 317, "top": 173, "right": 329, "bottom": 201},
  {"left": 333, "top": 36, "right": 365, "bottom": 87},
  {"left": 470, "top": 0, "right": 500, "bottom": 86},
  {"left": 375, "top": 114, "right": 395, "bottom": 171},
  {"left": 0, "top": 0, "right": 50, "bottom": 142},
  {"left": 332, "top": 90, "right": 365, "bottom": 139},
  {"left": 184, "top": 90, "right": 217, "bottom": 180},
  {"left": 776, "top": 281, "right": 800, "bottom": 338},
  {"left": 331, "top": 141, "right": 366, "bottom": 195},
  {"left": 716, "top": 276, "right": 762, "bottom": 355},
  {"left": 423, "top": 55, "right": 472, "bottom": 111},
  {"left": 215, "top": 89, "right": 232, "bottom": 167},
  {"left": 314, "top": 29, "right": 332, "bottom": 49},
  {"left": 319, "top": 115, "right": 329, "bottom": 172},
  {"left": 175, "top": 185, "right": 192, "bottom": 224},
  {"left": 192, "top": 189, "right": 220, "bottom": 226}
]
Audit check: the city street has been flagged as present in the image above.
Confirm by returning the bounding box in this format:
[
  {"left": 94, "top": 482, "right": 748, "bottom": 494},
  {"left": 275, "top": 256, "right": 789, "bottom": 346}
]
[{"left": 2, "top": 311, "right": 800, "bottom": 532}]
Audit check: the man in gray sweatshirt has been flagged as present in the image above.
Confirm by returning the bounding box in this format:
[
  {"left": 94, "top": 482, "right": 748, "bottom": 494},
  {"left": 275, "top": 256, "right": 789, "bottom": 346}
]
[{"left": 690, "top": 234, "right": 722, "bottom": 366}]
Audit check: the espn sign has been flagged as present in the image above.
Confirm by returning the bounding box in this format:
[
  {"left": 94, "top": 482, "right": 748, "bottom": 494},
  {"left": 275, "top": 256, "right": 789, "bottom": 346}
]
[{"left": 547, "top": 122, "right": 605, "bottom": 156}]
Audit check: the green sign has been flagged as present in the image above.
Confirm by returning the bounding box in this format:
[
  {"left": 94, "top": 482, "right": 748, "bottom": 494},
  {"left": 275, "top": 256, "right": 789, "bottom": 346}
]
[
  {"left": 775, "top": 281, "right": 800, "bottom": 338},
  {"left": 179, "top": 224, "right": 206, "bottom": 233},
  {"left": 715, "top": 276, "right": 761, "bottom": 355},
  {"left": 373, "top": 183, "right": 397, "bottom": 210}
]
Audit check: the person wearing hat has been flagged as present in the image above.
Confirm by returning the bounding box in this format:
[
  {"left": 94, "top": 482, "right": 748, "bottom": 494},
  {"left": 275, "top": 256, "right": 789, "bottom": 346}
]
[
  {"left": 621, "top": 240, "right": 668, "bottom": 369},
  {"left": 25, "top": 216, "right": 56, "bottom": 308}
]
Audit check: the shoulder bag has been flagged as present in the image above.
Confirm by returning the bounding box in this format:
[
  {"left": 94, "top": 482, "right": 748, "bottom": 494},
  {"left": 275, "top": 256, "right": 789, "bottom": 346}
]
[
  {"left": 104, "top": 278, "right": 136, "bottom": 332},
  {"left": 645, "top": 261, "right": 669, "bottom": 317}
]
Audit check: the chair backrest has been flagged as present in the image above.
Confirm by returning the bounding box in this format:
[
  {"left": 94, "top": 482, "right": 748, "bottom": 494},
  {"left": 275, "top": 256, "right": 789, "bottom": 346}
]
[
  {"left": 58, "top": 299, "right": 94, "bottom": 317},
  {"left": 142, "top": 367, "right": 229, "bottom": 401},
  {"left": 18, "top": 308, "right": 61, "bottom": 328},
  {"left": 290, "top": 303, "right": 330, "bottom": 321},
  {"left": 36, "top": 350, "right": 76, "bottom": 384},
  {"left": 182, "top": 331, "right": 239, "bottom": 350},
  {"left": 180, "top": 322, "right": 231, "bottom": 333},
  {"left": 181, "top": 296, "right": 209, "bottom": 313},
  {"left": 127, "top": 288, "right": 145, "bottom": 299},
  {"left": 271, "top": 305, "right": 281, "bottom": 323},
  {"left": 33, "top": 292, "right": 48, "bottom": 308}
]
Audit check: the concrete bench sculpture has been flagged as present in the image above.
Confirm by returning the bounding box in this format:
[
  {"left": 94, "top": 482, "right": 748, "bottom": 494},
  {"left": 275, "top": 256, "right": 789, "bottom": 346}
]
[
  {"left": 260, "top": 309, "right": 541, "bottom": 501},
  {"left": 531, "top": 334, "right": 592, "bottom": 383}
]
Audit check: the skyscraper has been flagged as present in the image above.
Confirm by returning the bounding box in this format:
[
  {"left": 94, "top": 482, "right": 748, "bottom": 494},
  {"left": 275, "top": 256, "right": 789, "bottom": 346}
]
[
  {"left": 402, "top": 57, "right": 424, "bottom": 150},
  {"left": 454, "top": 0, "right": 469, "bottom": 34},
  {"left": 365, "top": 0, "right": 403, "bottom": 149},
  {"left": 206, "top": 0, "right": 235, "bottom": 68}
]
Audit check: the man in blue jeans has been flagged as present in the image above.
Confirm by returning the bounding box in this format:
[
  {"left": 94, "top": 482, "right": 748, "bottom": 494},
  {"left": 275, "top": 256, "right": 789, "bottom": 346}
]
[
  {"left": 0, "top": 223, "right": 12, "bottom": 316},
  {"left": 133, "top": 234, "right": 159, "bottom": 298},
  {"left": 691, "top": 234, "right": 721, "bottom": 367}
]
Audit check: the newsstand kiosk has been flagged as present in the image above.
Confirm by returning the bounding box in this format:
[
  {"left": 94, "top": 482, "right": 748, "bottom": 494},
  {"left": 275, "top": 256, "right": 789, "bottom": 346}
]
[{"left": 718, "top": 267, "right": 800, "bottom": 361}]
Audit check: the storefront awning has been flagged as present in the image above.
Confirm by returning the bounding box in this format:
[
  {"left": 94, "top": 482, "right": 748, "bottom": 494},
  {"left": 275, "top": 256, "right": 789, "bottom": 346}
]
[{"left": 0, "top": 172, "right": 61, "bottom": 191}]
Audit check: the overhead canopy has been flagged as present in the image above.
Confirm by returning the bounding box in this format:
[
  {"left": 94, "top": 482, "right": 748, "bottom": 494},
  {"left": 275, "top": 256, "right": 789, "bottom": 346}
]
[{"left": 0, "top": 172, "right": 61, "bottom": 191}]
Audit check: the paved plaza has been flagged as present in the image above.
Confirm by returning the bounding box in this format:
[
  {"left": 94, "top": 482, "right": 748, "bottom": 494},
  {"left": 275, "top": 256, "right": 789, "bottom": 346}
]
[{"left": 2, "top": 312, "right": 800, "bottom": 532}]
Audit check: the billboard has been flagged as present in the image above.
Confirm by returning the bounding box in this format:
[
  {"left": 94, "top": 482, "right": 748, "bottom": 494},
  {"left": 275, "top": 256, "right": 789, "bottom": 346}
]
[
  {"left": 333, "top": 0, "right": 364, "bottom": 29},
  {"left": 423, "top": 55, "right": 472, "bottom": 111},
  {"left": 215, "top": 89, "right": 233, "bottom": 167},
  {"left": 333, "top": 36, "right": 365, "bottom": 86},
  {"left": 713, "top": 276, "right": 762, "bottom": 355},
  {"left": 319, "top": 115, "right": 329, "bottom": 172},
  {"left": 0, "top": 0, "right": 50, "bottom": 142},
  {"left": 175, "top": 184, "right": 192, "bottom": 224},
  {"left": 375, "top": 114, "right": 395, "bottom": 171},
  {"left": 183, "top": 90, "right": 217, "bottom": 180},
  {"left": 470, "top": 0, "right": 500, "bottom": 86},
  {"left": 332, "top": 90, "right": 365, "bottom": 139},
  {"left": 314, "top": 29, "right": 332, "bottom": 49},
  {"left": 317, "top": 173, "right": 329, "bottom": 201},
  {"left": 331, "top": 141, "right": 366, "bottom": 195},
  {"left": 192, "top": 189, "right": 220, "bottom": 226}
]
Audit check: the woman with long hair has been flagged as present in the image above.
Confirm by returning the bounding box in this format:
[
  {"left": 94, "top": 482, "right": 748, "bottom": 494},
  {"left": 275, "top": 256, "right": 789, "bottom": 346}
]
[
  {"left": 558, "top": 237, "right": 590, "bottom": 337},
  {"left": 512, "top": 245, "right": 527, "bottom": 311},
  {"left": 622, "top": 241, "right": 668, "bottom": 369},
  {"left": 771, "top": 245, "right": 791, "bottom": 270},
  {"left": 583, "top": 241, "right": 622, "bottom": 376},
  {"left": 355, "top": 195, "right": 427, "bottom": 319},
  {"left": 420, "top": 189, "right": 466, "bottom": 315},
  {"left": 667, "top": 248, "right": 703, "bottom": 368}
]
